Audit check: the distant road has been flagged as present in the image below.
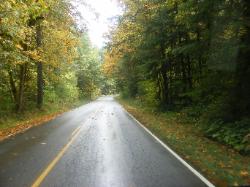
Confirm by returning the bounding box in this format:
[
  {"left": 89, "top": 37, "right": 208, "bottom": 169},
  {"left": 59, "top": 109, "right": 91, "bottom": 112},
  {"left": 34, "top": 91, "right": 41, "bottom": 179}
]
[{"left": 0, "top": 96, "right": 213, "bottom": 187}]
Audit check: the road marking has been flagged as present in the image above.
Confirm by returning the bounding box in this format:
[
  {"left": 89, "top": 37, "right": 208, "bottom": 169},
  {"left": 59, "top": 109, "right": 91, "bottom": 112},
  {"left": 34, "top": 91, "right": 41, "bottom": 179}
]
[
  {"left": 123, "top": 107, "right": 215, "bottom": 187},
  {"left": 31, "top": 126, "right": 82, "bottom": 187},
  {"left": 31, "top": 107, "right": 101, "bottom": 187},
  {"left": 71, "top": 126, "right": 81, "bottom": 136}
]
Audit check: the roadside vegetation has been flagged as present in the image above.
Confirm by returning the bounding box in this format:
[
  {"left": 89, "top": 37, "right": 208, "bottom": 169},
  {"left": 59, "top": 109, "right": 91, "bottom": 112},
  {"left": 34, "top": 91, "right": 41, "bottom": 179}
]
[
  {"left": 0, "top": 0, "right": 114, "bottom": 137},
  {"left": 1, "top": 0, "right": 249, "bottom": 185},
  {"left": 104, "top": 0, "right": 250, "bottom": 154},
  {"left": 0, "top": 98, "right": 90, "bottom": 140},
  {"left": 103, "top": 0, "right": 250, "bottom": 185},
  {"left": 118, "top": 98, "right": 250, "bottom": 186}
]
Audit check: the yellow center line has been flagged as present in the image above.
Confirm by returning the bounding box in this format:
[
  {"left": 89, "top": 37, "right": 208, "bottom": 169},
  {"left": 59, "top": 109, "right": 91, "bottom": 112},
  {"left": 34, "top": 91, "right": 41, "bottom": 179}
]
[
  {"left": 71, "top": 126, "right": 81, "bottom": 136},
  {"left": 31, "top": 127, "right": 82, "bottom": 187},
  {"left": 31, "top": 108, "right": 101, "bottom": 187}
]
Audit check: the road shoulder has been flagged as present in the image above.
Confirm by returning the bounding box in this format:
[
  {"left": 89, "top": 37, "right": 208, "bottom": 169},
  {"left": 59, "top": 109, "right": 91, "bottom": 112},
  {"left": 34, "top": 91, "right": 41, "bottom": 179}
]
[{"left": 117, "top": 98, "right": 250, "bottom": 187}]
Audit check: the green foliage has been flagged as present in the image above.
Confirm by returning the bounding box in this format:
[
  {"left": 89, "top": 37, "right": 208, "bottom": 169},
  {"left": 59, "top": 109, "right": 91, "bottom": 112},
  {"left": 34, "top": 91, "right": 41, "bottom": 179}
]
[
  {"left": 204, "top": 118, "right": 250, "bottom": 154},
  {"left": 0, "top": 0, "right": 107, "bottom": 122},
  {"left": 106, "top": 0, "right": 250, "bottom": 153},
  {"left": 75, "top": 35, "right": 103, "bottom": 100},
  {"left": 137, "top": 80, "right": 159, "bottom": 107}
]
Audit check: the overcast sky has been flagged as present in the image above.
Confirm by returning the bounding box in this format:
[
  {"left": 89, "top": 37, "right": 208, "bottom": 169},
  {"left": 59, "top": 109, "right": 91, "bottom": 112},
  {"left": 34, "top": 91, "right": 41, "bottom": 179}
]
[{"left": 74, "top": 0, "right": 123, "bottom": 48}]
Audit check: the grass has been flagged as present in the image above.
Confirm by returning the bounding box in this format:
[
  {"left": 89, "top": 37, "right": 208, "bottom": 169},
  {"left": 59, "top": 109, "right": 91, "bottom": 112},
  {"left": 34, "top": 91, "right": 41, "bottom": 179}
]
[
  {"left": 118, "top": 98, "right": 250, "bottom": 187},
  {"left": 0, "top": 99, "right": 88, "bottom": 140}
]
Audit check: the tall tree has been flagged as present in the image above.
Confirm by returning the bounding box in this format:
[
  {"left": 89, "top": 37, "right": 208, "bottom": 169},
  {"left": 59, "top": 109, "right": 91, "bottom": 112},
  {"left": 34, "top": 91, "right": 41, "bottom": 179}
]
[{"left": 231, "top": 0, "right": 250, "bottom": 119}]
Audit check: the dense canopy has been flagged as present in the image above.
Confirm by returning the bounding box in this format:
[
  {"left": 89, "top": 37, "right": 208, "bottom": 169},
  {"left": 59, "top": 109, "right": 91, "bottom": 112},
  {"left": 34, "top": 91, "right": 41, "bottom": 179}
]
[{"left": 104, "top": 0, "right": 250, "bottom": 153}]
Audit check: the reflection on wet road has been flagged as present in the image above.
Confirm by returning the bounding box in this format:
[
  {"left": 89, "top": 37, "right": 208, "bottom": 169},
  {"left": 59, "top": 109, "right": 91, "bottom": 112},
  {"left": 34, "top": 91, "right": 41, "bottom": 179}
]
[{"left": 0, "top": 96, "right": 212, "bottom": 187}]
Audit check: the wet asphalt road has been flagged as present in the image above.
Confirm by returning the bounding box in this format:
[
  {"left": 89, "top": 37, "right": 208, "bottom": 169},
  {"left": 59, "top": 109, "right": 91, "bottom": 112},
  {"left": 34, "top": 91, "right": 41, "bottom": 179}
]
[{"left": 0, "top": 96, "right": 211, "bottom": 187}]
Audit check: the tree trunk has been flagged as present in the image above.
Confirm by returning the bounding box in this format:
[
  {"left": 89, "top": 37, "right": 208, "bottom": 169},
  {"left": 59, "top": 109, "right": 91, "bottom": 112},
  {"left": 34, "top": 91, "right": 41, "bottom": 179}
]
[
  {"left": 232, "top": 0, "right": 250, "bottom": 119},
  {"left": 187, "top": 55, "right": 192, "bottom": 90},
  {"left": 196, "top": 29, "right": 203, "bottom": 80},
  {"left": 16, "top": 64, "right": 27, "bottom": 112},
  {"left": 162, "top": 69, "right": 169, "bottom": 105},
  {"left": 8, "top": 70, "right": 17, "bottom": 104},
  {"left": 36, "top": 22, "right": 43, "bottom": 109}
]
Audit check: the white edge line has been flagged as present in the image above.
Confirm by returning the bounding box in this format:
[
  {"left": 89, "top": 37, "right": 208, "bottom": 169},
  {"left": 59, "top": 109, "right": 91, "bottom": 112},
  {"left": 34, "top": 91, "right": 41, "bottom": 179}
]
[{"left": 122, "top": 107, "right": 215, "bottom": 187}]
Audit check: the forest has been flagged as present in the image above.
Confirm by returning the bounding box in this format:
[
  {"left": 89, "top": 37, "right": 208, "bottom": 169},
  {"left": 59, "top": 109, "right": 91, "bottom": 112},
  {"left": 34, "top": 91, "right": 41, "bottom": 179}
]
[
  {"left": 0, "top": 0, "right": 250, "bottom": 154},
  {"left": 0, "top": 0, "right": 116, "bottom": 128},
  {"left": 0, "top": 0, "right": 249, "bottom": 155},
  {"left": 103, "top": 0, "right": 250, "bottom": 154},
  {"left": 0, "top": 0, "right": 249, "bottom": 185}
]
